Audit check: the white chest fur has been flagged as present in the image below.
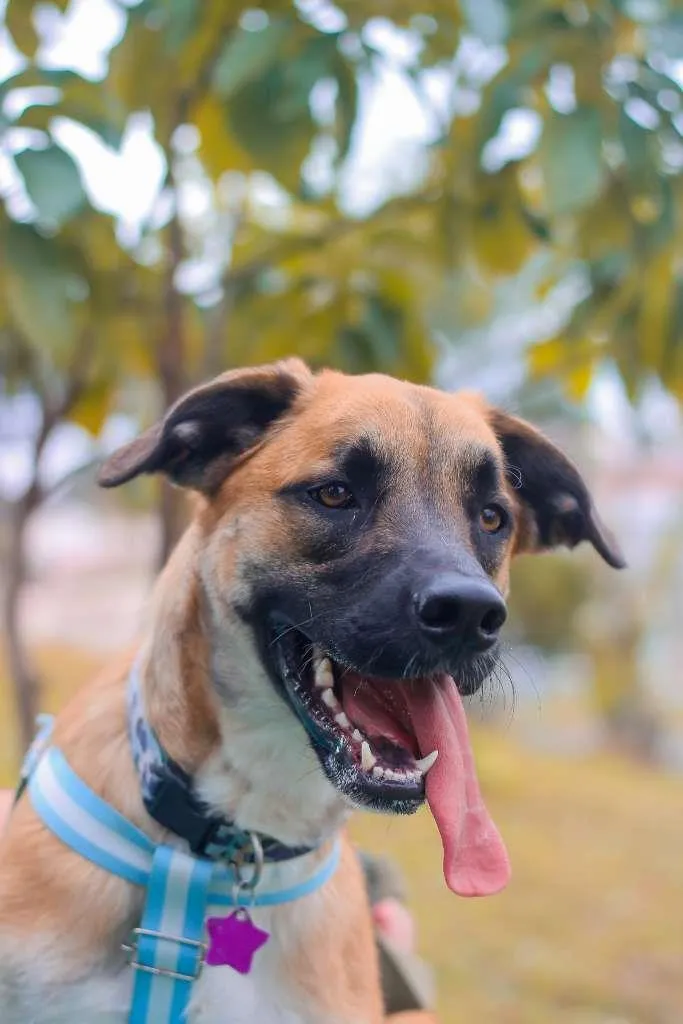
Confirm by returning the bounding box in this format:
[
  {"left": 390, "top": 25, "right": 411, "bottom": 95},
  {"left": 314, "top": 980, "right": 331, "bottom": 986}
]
[{"left": 0, "top": 903, "right": 348, "bottom": 1024}]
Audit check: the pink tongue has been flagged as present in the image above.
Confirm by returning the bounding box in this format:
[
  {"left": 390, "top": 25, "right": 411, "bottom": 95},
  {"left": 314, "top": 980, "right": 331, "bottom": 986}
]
[{"left": 342, "top": 674, "right": 510, "bottom": 897}]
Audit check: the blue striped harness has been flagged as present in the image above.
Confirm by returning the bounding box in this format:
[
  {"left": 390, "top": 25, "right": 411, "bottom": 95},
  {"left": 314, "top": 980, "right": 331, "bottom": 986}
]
[{"left": 22, "top": 672, "right": 341, "bottom": 1024}]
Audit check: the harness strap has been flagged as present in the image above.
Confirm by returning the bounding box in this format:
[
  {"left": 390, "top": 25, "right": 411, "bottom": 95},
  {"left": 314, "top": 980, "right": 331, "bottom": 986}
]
[{"left": 129, "top": 846, "right": 213, "bottom": 1024}]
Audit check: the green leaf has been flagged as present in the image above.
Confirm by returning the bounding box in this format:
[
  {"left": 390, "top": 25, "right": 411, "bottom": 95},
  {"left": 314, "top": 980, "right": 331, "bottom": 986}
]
[
  {"left": 14, "top": 100, "right": 56, "bottom": 132},
  {"left": 64, "top": 110, "right": 125, "bottom": 149},
  {"left": 212, "top": 19, "right": 292, "bottom": 99},
  {"left": 333, "top": 55, "right": 358, "bottom": 163},
  {"left": 160, "top": 0, "right": 200, "bottom": 53},
  {"left": 334, "top": 292, "right": 405, "bottom": 374},
  {"left": 0, "top": 68, "right": 87, "bottom": 95},
  {"left": 59, "top": 72, "right": 128, "bottom": 149},
  {"left": 15, "top": 144, "right": 86, "bottom": 225},
  {"left": 477, "top": 44, "right": 547, "bottom": 152},
  {"left": 5, "top": 0, "right": 39, "bottom": 57},
  {"left": 13, "top": 82, "right": 126, "bottom": 149},
  {"left": 69, "top": 377, "right": 114, "bottom": 435},
  {"left": 540, "top": 107, "right": 605, "bottom": 216},
  {"left": 2, "top": 222, "right": 83, "bottom": 354},
  {"left": 275, "top": 35, "right": 338, "bottom": 119},
  {"left": 227, "top": 60, "right": 317, "bottom": 192},
  {"left": 619, "top": 107, "right": 661, "bottom": 197}
]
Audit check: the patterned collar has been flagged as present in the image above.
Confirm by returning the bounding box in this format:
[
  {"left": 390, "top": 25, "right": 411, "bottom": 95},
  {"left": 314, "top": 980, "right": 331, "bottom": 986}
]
[{"left": 128, "top": 660, "right": 317, "bottom": 864}]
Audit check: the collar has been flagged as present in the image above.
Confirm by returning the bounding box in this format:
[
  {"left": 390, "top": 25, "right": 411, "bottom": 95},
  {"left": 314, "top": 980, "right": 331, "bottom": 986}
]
[
  {"left": 128, "top": 660, "right": 317, "bottom": 864},
  {"left": 28, "top": 745, "right": 341, "bottom": 905}
]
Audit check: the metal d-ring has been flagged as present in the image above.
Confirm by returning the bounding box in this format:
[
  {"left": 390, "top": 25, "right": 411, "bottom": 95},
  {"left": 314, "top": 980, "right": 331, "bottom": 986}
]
[{"left": 229, "top": 832, "right": 264, "bottom": 906}]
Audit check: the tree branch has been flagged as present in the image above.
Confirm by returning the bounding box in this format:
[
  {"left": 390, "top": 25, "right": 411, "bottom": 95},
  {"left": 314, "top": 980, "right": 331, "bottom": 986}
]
[
  {"left": 183, "top": 17, "right": 239, "bottom": 110},
  {"left": 221, "top": 187, "right": 441, "bottom": 292},
  {"left": 3, "top": 326, "right": 96, "bottom": 753}
]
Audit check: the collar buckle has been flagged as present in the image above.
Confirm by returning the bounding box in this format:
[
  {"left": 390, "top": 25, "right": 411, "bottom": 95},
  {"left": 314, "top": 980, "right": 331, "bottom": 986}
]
[{"left": 122, "top": 927, "right": 206, "bottom": 983}]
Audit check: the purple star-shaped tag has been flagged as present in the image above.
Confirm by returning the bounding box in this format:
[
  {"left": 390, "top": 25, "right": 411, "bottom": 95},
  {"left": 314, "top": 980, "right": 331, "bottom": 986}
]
[{"left": 205, "top": 910, "right": 270, "bottom": 974}]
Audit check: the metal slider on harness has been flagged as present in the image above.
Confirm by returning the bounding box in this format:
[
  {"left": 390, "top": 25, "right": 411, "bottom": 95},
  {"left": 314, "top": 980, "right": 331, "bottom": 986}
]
[{"left": 122, "top": 927, "right": 207, "bottom": 982}]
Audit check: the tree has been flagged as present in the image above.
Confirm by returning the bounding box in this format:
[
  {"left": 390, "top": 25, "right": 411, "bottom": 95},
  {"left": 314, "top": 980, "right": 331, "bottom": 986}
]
[{"left": 0, "top": 0, "right": 681, "bottom": 750}]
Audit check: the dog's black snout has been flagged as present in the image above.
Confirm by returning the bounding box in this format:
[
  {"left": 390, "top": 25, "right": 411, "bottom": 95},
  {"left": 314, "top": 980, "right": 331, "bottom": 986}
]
[{"left": 414, "top": 574, "right": 507, "bottom": 649}]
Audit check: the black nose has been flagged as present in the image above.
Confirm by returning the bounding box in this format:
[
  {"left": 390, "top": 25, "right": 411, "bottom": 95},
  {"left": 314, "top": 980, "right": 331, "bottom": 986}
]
[{"left": 414, "top": 573, "right": 507, "bottom": 650}]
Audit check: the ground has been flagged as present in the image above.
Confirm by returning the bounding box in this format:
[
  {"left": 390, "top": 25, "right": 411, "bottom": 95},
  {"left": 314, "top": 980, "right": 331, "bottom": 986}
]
[{"left": 2, "top": 645, "right": 681, "bottom": 1024}]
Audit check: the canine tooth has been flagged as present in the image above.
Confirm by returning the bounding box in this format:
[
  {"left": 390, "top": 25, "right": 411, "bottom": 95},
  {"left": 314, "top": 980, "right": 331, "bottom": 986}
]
[
  {"left": 314, "top": 658, "right": 334, "bottom": 689},
  {"left": 352, "top": 729, "right": 364, "bottom": 744},
  {"left": 415, "top": 749, "right": 439, "bottom": 775},
  {"left": 335, "top": 712, "right": 351, "bottom": 730},
  {"left": 361, "top": 741, "right": 377, "bottom": 771},
  {"left": 321, "top": 688, "right": 339, "bottom": 709}
]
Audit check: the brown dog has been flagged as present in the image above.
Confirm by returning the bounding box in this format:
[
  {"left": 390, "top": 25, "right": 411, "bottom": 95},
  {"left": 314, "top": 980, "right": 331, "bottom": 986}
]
[{"left": 0, "top": 360, "right": 623, "bottom": 1023}]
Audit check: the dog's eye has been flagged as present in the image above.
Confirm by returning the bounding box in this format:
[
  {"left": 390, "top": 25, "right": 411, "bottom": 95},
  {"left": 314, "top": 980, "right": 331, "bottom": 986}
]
[
  {"left": 309, "top": 482, "right": 357, "bottom": 510},
  {"left": 479, "top": 505, "right": 507, "bottom": 533}
]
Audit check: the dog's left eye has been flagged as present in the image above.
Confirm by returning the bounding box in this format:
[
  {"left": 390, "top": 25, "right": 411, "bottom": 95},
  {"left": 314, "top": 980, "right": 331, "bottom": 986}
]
[
  {"left": 309, "top": 482, "right": 357, "bottom": 510},
  {"left": 479, "top": 504, "right": 507, "bottom": 533}
]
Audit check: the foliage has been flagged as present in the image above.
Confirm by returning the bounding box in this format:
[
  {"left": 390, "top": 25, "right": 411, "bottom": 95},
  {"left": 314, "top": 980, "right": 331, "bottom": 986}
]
[
  {"left": 1, "top": 0, "right": 681, "bottom": 416},
  {"left": 0, "top": 0, "right": 681, "bottom": 744}
]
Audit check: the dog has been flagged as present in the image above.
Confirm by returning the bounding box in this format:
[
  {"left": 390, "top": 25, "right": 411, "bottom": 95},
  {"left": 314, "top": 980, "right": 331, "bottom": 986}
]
[{"left": 0, "top": 360, "right": 623, "bottom": 1023}]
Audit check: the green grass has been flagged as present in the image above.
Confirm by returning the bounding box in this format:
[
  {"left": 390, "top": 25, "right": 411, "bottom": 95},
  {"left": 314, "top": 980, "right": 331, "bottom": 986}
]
[
  {"left": 3, "top": 647, "right": 681, "bottom": 1022},
  {"left": 353, "top": 732, "right": 683, "bottom": 1023}
]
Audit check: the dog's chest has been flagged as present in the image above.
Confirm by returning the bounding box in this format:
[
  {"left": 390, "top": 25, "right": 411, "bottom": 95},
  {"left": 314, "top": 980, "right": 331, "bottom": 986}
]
[
  {"left": 186, "top": 906, "right": 346, "bottom": 1024},
  {"left": 7, "top": 964, "right": 326, "bottom": 1024},
  {"left": 10, "top": 948, "right": 333, "bottom": 1024},
  {"left": 188, "top": 958, "right": 324, "bottom": 1024}
]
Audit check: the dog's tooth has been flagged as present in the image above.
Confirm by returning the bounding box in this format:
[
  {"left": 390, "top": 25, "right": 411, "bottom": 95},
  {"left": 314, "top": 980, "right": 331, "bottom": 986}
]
[
  {"left": 321, "top": 688, "right": 339, "bottom": 709},
  {"left": 360, "top": 741, "right": 377, "bottom": 771},
  {"left": 352, "top": 729, "right": 364, "bottom": 744},
  {"left": 372, "top": 765, "right": 384, "bottom": 779},
  {"left": 415, "top": 749, "right": 439, "bottom": 775},
  {"left": 335, "top": 712, "right": 351, "bottom": 730},
  {"left": 314, "top": 658, "right": 334, "bottom": 689}
]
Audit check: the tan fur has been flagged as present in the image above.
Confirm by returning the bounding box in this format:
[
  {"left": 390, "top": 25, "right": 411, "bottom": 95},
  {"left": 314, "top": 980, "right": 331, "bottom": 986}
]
[{"left": 0, "top": 364, "right": 620, "bottom": 1023}]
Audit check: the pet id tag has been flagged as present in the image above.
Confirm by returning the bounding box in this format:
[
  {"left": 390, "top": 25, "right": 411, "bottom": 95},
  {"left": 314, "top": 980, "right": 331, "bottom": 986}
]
[{"left": 205, "top": 909, "right": 270, "bottom": 974}]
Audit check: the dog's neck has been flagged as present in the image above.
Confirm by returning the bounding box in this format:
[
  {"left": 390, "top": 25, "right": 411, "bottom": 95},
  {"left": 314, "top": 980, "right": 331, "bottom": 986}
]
[{"left": 138, "top": 524, "right": 350, "bottom": 850}]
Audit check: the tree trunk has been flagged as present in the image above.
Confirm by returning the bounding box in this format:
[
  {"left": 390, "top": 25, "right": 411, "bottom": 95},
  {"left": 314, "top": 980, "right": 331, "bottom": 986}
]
[
  {"left": 1, "top": 338, "right": 92, "bottom": 757},
  {"left": 3, "top": 495, "right": 39, "bottom": 753},
  {"left": 156, "top": 211, "right": 188, "bottom": 569}
]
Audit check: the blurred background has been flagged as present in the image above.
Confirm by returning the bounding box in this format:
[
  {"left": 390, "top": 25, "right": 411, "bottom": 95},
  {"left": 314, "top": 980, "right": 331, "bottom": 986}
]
[{"left": 0, "top": 0, "right": 682, "bottom": 1020}]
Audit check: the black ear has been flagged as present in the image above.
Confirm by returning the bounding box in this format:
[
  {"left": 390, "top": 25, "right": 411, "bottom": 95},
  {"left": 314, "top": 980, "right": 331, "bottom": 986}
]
[
  {"left": 489, "top": 409, "right": 625, "bottom": 569},
  {"left": 98, "top": 358, "right": 311, "bottom": 493}
]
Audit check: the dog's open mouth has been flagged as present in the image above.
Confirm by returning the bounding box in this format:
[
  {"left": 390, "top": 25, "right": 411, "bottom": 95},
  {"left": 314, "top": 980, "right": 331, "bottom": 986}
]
[{"left": 269, "top": 623, "right": 511, "bottom": 897}]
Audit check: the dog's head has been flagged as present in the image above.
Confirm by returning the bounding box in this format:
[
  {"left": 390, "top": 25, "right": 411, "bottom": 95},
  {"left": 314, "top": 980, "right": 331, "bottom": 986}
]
[{"left": 100, "top": 360, "right": 623, "bottom": 894}]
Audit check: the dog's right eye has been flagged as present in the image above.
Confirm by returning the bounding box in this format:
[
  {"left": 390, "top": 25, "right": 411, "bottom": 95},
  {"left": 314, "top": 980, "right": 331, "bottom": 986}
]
[{"left": 309, "top": 482, "right": 357, "bottom": 510}]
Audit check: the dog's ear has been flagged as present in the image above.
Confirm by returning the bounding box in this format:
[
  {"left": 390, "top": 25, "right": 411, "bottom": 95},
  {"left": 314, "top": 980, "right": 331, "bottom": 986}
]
[
  {"left": 98, "top": 358, "right": 312, "bottom": 493},
  {"left": 488, "top": 408, "right": 625, "bottom": 569}
]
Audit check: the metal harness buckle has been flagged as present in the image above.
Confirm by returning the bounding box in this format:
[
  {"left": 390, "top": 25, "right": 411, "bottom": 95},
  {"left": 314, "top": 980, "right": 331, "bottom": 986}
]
[{"left": 122, "top": 927, "right": 207, "bottom": 982}]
